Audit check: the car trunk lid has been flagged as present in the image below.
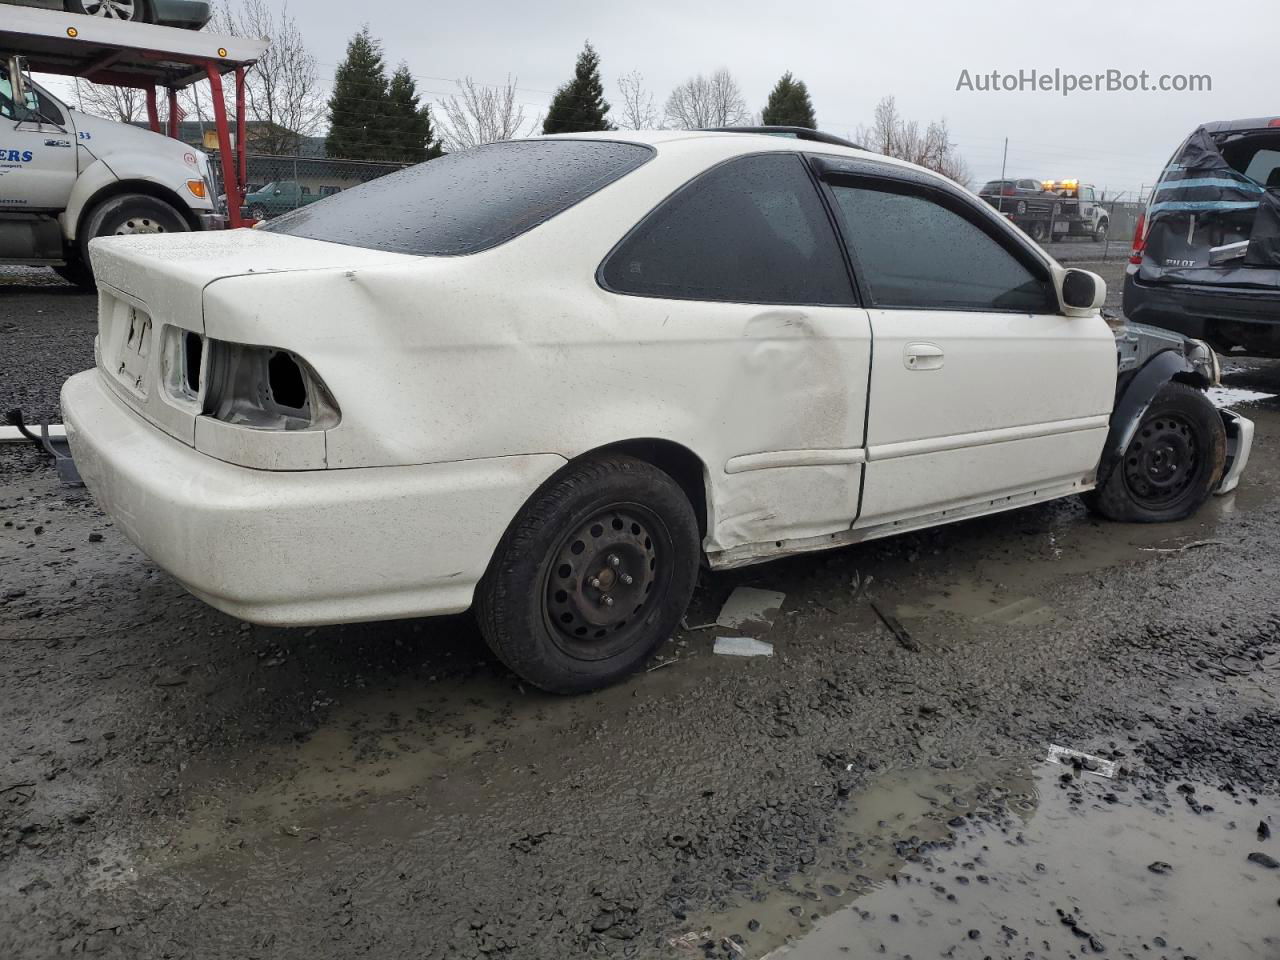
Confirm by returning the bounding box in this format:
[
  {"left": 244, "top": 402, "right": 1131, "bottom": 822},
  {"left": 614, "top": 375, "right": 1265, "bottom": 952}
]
[{"left": 89, "top": 230, "right": 415, "bottom": 447}]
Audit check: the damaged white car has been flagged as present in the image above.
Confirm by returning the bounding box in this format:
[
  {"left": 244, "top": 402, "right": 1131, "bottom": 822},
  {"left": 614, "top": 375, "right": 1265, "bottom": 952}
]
[{"left": 61, "top": 128, "right": 1253, "bottom": 693}]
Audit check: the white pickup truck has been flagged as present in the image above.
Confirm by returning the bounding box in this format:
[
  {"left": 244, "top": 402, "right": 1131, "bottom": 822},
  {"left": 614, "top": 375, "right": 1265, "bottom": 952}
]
[{"left": 0, "top": 54, "right": 220, "bottom": 285}]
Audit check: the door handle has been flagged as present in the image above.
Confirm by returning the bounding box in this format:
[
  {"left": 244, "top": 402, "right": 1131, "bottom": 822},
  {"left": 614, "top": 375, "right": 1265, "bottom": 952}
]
[{"left": 904, "top": 342, "right": 944, "bottom": 371}]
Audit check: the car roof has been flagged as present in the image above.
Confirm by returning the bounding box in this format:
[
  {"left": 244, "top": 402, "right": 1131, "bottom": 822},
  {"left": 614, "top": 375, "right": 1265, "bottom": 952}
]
[
  {"left": 1201, "top": 117, "right": 1280, "bottom": 135},
  {"left": 535, "top": 128, "right": 956, "bottom": 188}
]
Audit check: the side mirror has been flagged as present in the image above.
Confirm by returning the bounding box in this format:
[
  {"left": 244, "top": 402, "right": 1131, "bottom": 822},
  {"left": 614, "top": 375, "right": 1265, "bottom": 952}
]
[{"left": 1056, "top": 267, "right": 1106, "bottom": 316}]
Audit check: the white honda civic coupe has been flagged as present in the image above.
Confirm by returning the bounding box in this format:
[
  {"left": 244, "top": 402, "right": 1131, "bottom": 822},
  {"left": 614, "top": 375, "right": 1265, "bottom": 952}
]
[{"left": 62, "top": 128, "right": 1251, "bottom": 693}]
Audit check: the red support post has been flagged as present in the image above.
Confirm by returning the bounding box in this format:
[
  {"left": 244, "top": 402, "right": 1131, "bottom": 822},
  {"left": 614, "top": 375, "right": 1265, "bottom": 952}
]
[
  {"left": 144, "top": 86, "right": 160, "bottom": 133},
  {"left": 166, "top": 88, "right": 179, "bottom": 139},
  {"left": 204, "top": 63, "right": 243, "bottom": 229},
  {"left": 235, "top": 67, "right": 246, "bottom": 202}
]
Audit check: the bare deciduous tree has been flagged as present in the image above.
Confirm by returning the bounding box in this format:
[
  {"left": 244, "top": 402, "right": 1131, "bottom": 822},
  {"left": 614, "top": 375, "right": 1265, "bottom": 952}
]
[
  {"left": 855, "top": 95, "right": 971, "bottom": 186},
  {"left": 74, "top": 80, "right": 146, "bottom": 123},
  {"left": 209, "top": 0, "right": 325, "bottom": 155},
  {"left": 436, "top": 76, "right": 535, "bottom": 151},
  {"left": 663, "top": 68, "right": 750, "bottom": 130},
  {"left": 615, "top": 70, "right": 658, "bottom": 130}
]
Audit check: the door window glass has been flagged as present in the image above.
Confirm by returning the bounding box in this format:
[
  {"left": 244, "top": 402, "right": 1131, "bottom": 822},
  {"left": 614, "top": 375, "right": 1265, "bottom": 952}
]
[{"left": 828, "top": 182, "right": 1054, "bottom": 312}]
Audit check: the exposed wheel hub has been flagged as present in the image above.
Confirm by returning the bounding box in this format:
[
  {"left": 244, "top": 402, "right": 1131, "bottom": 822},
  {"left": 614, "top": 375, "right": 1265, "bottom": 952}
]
[
  {"left": 115, "top": 218, "right": 167, "bottom": 236},
  {"left": 546, "top": 508, "right": 658, "bottom": 643},
  {"left": 1124, "top": 414, "right": 1199, "bottom": 506}
]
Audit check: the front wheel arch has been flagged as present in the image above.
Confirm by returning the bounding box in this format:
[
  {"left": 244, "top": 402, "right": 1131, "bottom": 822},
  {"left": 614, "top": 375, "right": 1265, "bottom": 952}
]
[
  {"left": 1095, "top": 350, "right": 1214, "bottom": 490},
  {"left": 72, "top": 179, "right": 200, "bottom": 243}
]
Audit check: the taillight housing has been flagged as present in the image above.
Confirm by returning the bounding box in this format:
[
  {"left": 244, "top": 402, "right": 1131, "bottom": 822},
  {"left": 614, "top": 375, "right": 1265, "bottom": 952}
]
[
  {"left": 199, "top": 339, "right": 340, "bottom": 430},
  {"left": 1128, "top": 212, "right": 1147, "bottom": 266}
]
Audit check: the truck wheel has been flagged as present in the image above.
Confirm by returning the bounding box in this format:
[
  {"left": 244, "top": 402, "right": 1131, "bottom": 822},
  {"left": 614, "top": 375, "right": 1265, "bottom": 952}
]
[
  {"left": 476, "top": 455, "right": 700, "bottom": 694},
  {"left": 66, "top": 0, "right": 150, "bottom": 22},
  {"left": 1094, "top": 220, "right": 1109, "bottom": 242},
  {"left": 1029, "top": 222, "right": 1048, "bottom": 242},
  {"left": 248, "top": 204, "right": 269, "bottom": 222},
  {"left": 79, "top": 193, "right": 188, "bottom": 269},
  {"left": 1084, "top": 382, "right": 1226, "bottom": 523}
]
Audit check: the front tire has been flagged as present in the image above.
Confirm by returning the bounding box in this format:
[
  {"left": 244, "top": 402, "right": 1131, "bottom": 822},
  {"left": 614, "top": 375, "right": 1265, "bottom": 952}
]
[
  {"left": 1094, "top": 220, "right": 1109, "bottom": 242},
  {"left": 476, "top": 455, "right": 700, "bottom": 694},
  {"left": 78, "top": 193, "right": 188, "bottom": 273},
  {"left": 1085, "top": 381, "right": 1226, "bottom": 522},
  {"left": 249, "top": 204, "right": 269, "bottom": 222}
]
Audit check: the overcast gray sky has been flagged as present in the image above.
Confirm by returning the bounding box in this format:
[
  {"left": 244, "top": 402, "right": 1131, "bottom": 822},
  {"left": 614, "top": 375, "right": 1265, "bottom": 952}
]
[
  {"left": 41, "top": 0, "right": 1280, "bottom": 197},
  {"left": 286, "top": 0, "right": 1276, "bottom": 197}
]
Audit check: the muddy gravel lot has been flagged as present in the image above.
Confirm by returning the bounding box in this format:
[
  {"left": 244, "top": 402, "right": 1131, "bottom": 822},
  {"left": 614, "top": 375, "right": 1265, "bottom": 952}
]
[{"left": 2, "top": 263, "right": 1278, "bottom": 959}]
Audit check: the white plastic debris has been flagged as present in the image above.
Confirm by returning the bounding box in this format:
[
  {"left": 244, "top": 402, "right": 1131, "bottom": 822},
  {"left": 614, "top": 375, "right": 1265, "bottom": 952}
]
[
  {"left": 1207, "top": 386, "right": 1275, "bottom": 408},
  {"left": 713, "top": 636, "right": 774, "bottom": 658},
  {"left": 716, "top": 586, "right": 785, "bottom": 635},
  {"left": 1047, "top": 744, "right": 1118, "bottom": 779}
]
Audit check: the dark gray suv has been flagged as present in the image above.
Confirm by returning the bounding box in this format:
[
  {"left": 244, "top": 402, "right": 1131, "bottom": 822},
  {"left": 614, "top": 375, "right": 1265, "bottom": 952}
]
[{"left": 1124, "top": 117, "right": 1280, "bottom": 356}]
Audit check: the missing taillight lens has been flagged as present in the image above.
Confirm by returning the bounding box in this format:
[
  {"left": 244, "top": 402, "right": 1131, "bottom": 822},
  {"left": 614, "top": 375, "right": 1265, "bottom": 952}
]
[
  {"left": 184, "top": 331, "right": 203, "bottom": 393},
  {"left": 201, "top": 339, "right": 339, "bottom": 430}
]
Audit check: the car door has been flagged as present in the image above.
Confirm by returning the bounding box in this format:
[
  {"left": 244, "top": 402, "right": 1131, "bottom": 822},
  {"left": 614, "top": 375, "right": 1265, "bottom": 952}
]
[
  {"left": 597, "top": 151, "right": 873, "bottom": 557},
  {"left": 0, "top": 65, "right": 78, "bottom": 212},
  {"left": 810, "top": 157, "right": 1116, "bottom": 529}
]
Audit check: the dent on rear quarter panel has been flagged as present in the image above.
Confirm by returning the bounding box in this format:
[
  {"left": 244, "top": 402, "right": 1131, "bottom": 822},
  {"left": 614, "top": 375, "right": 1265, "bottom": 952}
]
[{"left": 198, "top": 142, "right": 868, "bottom": 559}]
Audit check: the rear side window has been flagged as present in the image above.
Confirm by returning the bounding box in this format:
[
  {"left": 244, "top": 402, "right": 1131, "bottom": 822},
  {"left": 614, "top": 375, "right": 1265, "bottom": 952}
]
[
  {"left": 600, "top": 153, "right": 853, "bottom": 305},
  {"left": 263, "top": 139, "right": 653, "bottom": 256},
  {"left": 829, "top": 183, "right": 1053, "bottom": 312}
]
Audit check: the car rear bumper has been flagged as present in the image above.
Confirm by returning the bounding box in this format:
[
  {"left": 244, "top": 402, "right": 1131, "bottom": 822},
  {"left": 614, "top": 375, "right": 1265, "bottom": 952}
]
[
  {"left": 1123, "top": 269, "right": 1280, "bottom": 355},
  {"left": 62, "top": 370, "right": 565, "bottom": 626}
]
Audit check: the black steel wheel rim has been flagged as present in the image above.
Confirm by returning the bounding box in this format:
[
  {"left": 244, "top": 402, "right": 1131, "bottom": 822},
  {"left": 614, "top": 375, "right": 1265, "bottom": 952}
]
[
  {"left": 541, "top": 503, "right": 668, "bottom": 661},
  {"left": 1122, "top": 412, "right": 1201, "bottom": 508}
]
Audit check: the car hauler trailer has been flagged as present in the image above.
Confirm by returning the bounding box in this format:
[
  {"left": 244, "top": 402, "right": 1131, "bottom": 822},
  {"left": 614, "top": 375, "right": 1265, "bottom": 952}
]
[{"left": 0, "top": 7, "right": 265, "bottom": 281}]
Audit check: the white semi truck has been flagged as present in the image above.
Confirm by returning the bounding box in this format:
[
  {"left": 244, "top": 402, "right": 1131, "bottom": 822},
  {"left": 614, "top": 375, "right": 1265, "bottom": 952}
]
[{"left": 0, "top": 8, "right": 265, "bottom": 284}]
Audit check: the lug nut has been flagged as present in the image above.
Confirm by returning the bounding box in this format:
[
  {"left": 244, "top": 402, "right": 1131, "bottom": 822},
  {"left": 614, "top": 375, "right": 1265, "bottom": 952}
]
[
  {"left": 608, "top": 554, "right": 621, "bottom": 567},
  {"left": 590, "top": 577, "right": 601, "bottom": 588},
  {"left": 602, "top": 595, "right": 614, "bottom": 607},
  {"left": 620, "top": 574, "right": 634, "bottom": 585}
]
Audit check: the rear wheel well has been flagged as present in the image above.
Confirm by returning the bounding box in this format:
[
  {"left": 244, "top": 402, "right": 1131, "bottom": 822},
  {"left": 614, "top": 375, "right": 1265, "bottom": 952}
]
[
  {"left": 73, "top": 180, "right": 199, "bottom": 244},
  {"left": 580, "top": 439, "right": 709, "bottom": 539}
]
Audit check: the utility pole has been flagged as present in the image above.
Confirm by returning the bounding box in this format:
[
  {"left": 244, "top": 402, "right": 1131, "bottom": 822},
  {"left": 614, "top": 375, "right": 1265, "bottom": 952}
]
[{"left": 997, "top": 137, "right": 1008, "bottom": 213}]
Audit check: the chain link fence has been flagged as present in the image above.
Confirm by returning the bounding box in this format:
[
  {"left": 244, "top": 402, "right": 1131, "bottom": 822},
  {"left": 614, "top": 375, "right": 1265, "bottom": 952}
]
[
  {"left": 207, "top": 153, "right": 408, "bottom": 220},
  {"left": 983, "top": 188, "right": 1152, "bottom": 260}
]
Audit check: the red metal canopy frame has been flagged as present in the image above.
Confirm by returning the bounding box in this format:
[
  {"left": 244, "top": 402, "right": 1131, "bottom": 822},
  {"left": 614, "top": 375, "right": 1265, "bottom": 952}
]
[
  {"left": 127, "top": 59, "right": 249, "bottom": 228},
  {"left": 2, "top": 9, "right": 267, "bottom": 230}
]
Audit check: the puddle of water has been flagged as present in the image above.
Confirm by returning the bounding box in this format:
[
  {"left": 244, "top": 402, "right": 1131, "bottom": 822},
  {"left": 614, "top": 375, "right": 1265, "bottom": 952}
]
[
  {"left": 756, "top": 765, "right": 1279, "bottom": 960},
  {"left": 897, "top": 578, "right": 1055, "bottom": 626}
]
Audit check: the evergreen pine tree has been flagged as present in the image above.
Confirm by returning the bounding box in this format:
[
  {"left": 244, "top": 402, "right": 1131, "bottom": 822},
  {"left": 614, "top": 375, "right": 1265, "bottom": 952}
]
[
  {"left": 542, "top": 41, "right": 612, "bottom": 134},
  {"left": 761, "top": 72, "right": 817, "bottom": 129},
  {"left": 325, "top": 26, "right": 392, "bottom": 160},
  {"left": 387, "top": 64, "right": 444, "bottom": 163}
]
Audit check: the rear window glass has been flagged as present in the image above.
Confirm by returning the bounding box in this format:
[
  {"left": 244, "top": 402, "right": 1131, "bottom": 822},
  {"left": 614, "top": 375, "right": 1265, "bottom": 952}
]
[{"left": 262, "top": 139, "right": 653, "bottom": 256}]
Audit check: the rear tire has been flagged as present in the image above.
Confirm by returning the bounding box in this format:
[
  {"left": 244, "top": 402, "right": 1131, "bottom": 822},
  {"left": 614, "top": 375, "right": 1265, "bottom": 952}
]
[
  {"left": 78, "top": 193, "right": 188, "bottom": 273},
  {"left": 249, "top": 204, "right": 269, "bottom": 222},
  {"left": 476, "top": 455, "right": 700, "bottom": 694},
  {"left": 1084, "top": 381, "right": 1225, "bottom": 523}
]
